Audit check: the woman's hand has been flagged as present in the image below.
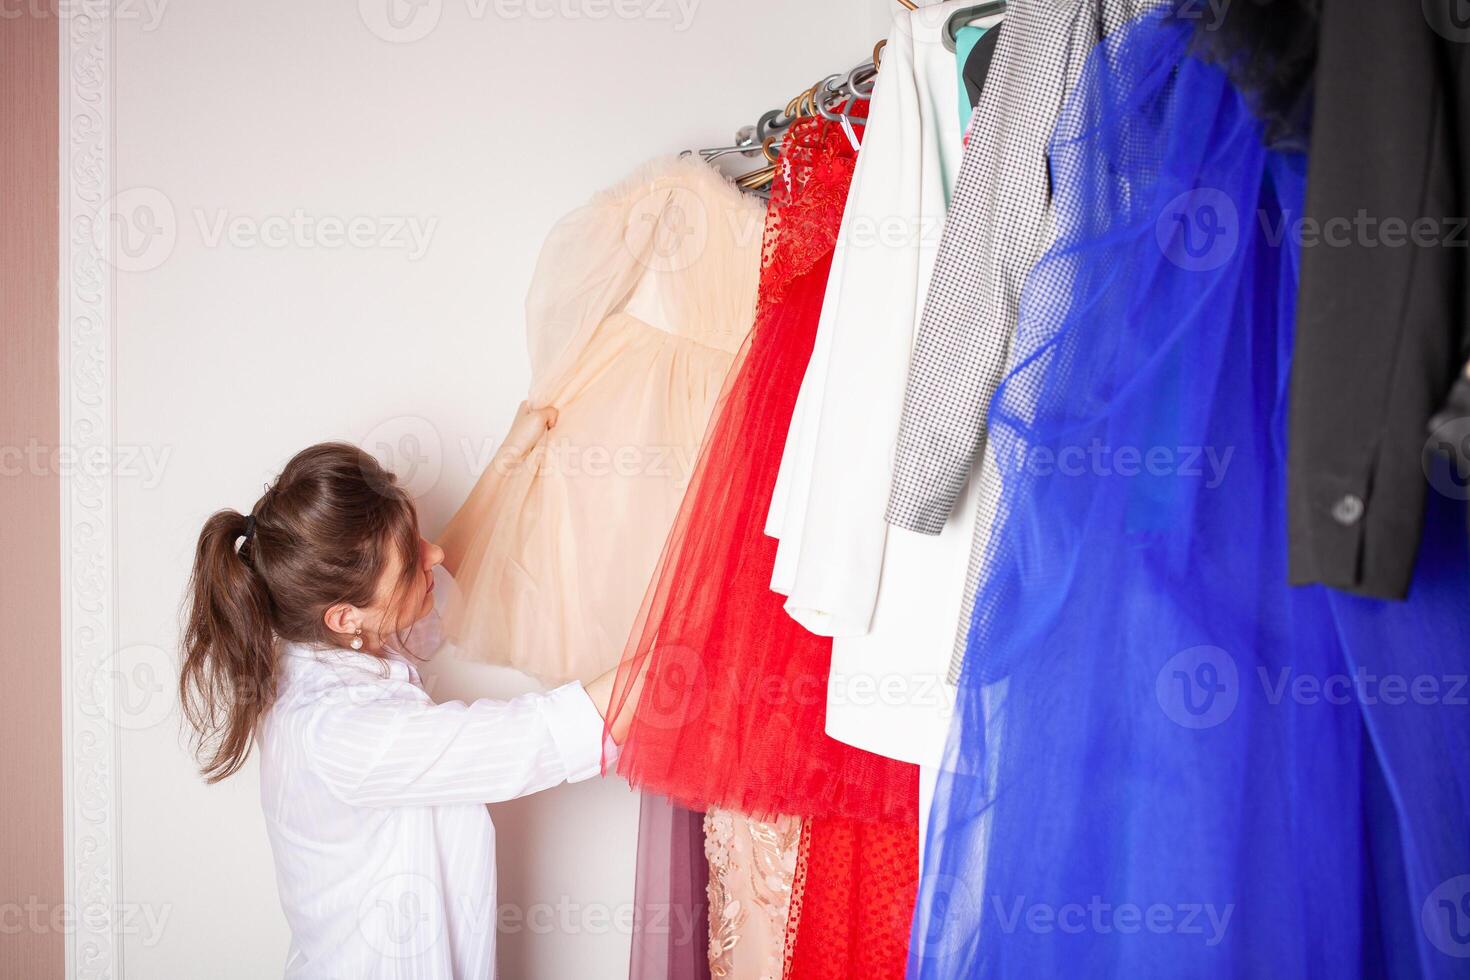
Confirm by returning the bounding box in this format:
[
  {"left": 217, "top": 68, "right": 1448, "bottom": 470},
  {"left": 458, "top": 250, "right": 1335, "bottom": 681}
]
[
  {"left": 583, "top": 652, "right": 651, "bottom": 745},
  {"left": 585, "top": 664, "right": 636, "bottom": 745},
  {"left": 494, "top": 401, "right": 558, "bottom": 473},
  {"left": 584, "top": 667, "right": 614, "bottom": 723}
]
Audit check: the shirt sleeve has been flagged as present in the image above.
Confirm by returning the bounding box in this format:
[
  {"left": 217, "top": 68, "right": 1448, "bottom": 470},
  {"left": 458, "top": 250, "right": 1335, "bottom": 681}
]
[
  {"left": 884, "top": 1, "right": 1136, "bottom": 536},
  {"left": 307, "top": 680, "right": 606, "bottom": 808},
  {"left": 882, "top": 13, "right": 1038, "bottom": 537}
]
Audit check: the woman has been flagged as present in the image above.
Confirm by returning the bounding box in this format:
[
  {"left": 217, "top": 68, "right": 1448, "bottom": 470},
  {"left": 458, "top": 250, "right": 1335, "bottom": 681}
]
[{"left": 180, "top": 403, "right": 624, "bottom": 978}]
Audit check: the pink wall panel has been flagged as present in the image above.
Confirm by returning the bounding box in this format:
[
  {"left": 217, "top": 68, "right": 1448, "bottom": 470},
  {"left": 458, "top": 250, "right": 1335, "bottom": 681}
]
[{"left": 0, "top": 8, "right": 65, "bottom": 979}]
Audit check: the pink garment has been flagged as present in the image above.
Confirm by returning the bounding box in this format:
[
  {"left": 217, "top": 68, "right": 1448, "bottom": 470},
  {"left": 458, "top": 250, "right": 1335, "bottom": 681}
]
[
  {"left": 629, "top": 793, "right": 711, "bottom": 980},
  {"left": 440, "top": 155, "right": 765, "bottom": 684},
  {"left": 704, "top": 808, "right": 801, "bottom": 980}
]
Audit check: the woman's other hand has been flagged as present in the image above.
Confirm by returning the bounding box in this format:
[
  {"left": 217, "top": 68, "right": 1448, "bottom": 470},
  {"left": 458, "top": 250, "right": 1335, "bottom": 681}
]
[{"left": 495, "top": 401, "right": 558, "bottom": 471}]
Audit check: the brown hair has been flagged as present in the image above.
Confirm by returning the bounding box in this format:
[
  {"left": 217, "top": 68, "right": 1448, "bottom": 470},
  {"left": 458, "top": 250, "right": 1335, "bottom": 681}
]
[{"left": 180, "top": 442, "right": 421, "bottom": 782}]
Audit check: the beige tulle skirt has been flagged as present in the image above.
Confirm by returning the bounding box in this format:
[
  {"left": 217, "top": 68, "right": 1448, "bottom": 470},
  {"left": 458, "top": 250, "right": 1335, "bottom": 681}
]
[{"left": 439, "top": 311, "right": 736, "bottom": 685}]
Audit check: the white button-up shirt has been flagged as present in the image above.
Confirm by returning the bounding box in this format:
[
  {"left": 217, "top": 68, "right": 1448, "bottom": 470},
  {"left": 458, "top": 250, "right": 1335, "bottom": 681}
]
[{"left": 257, "top": 640, "right": 605, "bottom": 978}]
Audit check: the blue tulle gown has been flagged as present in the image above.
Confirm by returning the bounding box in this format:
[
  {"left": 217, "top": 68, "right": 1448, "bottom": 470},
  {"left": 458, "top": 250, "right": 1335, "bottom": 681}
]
[{"left": 909, "top": 10, "right": 1470, "bottom": 979}]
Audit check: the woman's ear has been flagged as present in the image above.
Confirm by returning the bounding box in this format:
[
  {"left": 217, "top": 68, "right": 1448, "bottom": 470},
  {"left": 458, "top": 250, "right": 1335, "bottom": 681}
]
[{"left": 322, "top": 601, "right": 360, "bottom": 638}]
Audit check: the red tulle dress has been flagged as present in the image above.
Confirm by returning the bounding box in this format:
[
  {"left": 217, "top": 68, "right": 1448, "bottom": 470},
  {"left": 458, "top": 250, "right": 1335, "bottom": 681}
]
[{"left": 603, "top": 103, "right": 918, "bottom": 825}]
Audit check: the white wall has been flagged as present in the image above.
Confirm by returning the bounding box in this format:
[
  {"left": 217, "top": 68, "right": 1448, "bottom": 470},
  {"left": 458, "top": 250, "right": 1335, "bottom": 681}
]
[{"left": 113, "top": 1, "right": 889, "bottom": 976}]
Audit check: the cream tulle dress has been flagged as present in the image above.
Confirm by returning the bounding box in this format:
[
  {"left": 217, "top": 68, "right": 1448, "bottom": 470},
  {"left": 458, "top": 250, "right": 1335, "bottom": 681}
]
[{"left": 440, "top": 155, "right": 765, "bottom": 685}]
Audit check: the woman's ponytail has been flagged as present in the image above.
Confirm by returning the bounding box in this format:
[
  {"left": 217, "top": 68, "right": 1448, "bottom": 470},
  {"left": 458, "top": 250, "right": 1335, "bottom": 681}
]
[
  {"left": 180, "top": 508, "right": 278, "bottom": 783},
  {"left": 179, "top": 442, "right": 422, "bottom": 783}
]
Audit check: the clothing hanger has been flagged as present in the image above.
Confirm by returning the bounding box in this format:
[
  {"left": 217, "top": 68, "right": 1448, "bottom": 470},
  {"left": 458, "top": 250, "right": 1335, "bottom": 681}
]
[
  {"left": 729, "top": 135, "right": 781, "bottom": 195},
  {"left": 943, "top": 0, "right": 1007, "bottom": 52},
  {"left": 847, "top": 61, "right": 879, "bottom": 97},
  {"left": 684, "top": 51, "right": 880, "bottom": 194},
  {"left": 812, "top": 74, "right": 867, "bottom": 151},
  {"left": 698, "top": 2, "right": 994, "bottom": 184},
  {"left": 825, "top": 62, "right": 878, "bottom": 106},
  {"left": 814, "top": 75, "right": 849, "bottom": 122},
  {"left": 682, "top": 125, "right": 765, "bottom": 163},
  {"left": 757, "top": 108, "right": 795, "bottom": 143}
]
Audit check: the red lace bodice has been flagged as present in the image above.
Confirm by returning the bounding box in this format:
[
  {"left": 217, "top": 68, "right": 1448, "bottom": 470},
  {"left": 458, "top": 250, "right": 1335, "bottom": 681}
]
[{"left": 757, "top": 101, "right": 869, "bottom": 319}]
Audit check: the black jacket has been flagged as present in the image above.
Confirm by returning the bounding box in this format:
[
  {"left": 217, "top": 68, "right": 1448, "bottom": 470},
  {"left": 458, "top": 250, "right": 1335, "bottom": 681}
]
[{"left": 1288, "top": 0, "right": 1470, "bottom": 598}]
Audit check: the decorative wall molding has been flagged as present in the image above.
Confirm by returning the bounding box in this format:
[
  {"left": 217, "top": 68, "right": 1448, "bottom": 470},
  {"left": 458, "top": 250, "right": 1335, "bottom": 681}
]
[{"left": 59, "top": 4, "right": 120, "bottom": 979}]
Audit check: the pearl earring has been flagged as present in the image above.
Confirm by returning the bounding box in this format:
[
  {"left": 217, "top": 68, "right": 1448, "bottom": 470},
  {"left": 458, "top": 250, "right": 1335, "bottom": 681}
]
[{"left": 350, "top": 626, "right": 363, "bottom": 651}]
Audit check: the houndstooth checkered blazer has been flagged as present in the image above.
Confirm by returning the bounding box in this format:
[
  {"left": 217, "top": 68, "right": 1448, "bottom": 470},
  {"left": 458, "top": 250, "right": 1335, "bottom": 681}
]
[{"left": 881, "top": 0, "right": 1161, "bottom": 680}]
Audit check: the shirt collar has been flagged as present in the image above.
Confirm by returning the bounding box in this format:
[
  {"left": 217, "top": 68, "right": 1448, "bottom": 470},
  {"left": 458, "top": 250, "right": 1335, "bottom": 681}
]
[{"left": 279, "top": 642, "right": 423, "bottom": 686}]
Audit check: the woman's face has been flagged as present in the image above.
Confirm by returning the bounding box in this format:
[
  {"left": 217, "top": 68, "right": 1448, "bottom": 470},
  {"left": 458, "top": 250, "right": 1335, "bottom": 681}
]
[{"left": 363, "top": 535, "right": 444, "bottom": 647}]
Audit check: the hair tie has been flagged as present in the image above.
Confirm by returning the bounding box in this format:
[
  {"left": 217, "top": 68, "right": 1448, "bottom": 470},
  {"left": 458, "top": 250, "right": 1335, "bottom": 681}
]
[{"left": 242, "top": 515, "right": 257, "bottom": 544}]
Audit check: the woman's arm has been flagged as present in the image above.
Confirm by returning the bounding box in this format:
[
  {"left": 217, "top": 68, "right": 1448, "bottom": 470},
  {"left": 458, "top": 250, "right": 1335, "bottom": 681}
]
[
  {"left": 307, "top": 680, "right": 601, "bottom": 808},
  {"left": 584, "top": 667, "right": 614, "bottom": 720}
]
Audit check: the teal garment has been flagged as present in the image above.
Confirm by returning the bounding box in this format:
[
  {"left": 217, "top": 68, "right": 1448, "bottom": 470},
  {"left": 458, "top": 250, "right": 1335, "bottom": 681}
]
[{"left": 954, "top": 24, "right": 991, "bottom": 133}]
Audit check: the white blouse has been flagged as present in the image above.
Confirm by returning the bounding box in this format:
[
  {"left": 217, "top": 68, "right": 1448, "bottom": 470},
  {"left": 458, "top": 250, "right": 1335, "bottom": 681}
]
[
  {"left": 257, "top": 641, "right": 606, "bottom": 978},
  {"left": 766, "top": 0, "right": 987, "bottom": 768}
]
